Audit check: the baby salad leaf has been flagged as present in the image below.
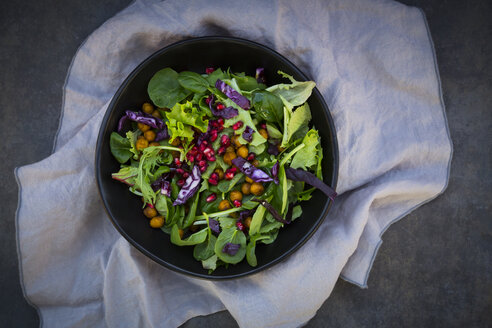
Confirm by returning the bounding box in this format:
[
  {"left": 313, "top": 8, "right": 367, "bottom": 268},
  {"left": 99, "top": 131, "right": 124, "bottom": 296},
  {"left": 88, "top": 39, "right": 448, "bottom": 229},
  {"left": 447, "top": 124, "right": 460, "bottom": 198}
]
[
  {"left": 181, "top": 192, "right": 200, "bottom": 228},
  {"left": 206, "top": 68, "right": 228, "bottom": 86},
  {"left": 266, "top": 123, "right": 283, "bottom": 139},
  {"left": 202, "top": 254, "right": 218, "bottom": 271},
  {"left": 246, "top": 235, "right": 269, "bottom": 267},
  {"left": 170, "top": 224, "right": 208, "bottom": 246},
  {"left": 266, "top": 70, "right": 316, "bottom": 111},
  {"left": 290, "top": 129, "right": 320, "bottom": 170},
  {"left": 281, "top": 103, "right": 312, "bottom": 147},
  {"left": 111, "top": 166, "right": 138, "bottom": 186},
  {"left": 126, "top": 130, "right": 140, "bottom": 159},
  {"left": 148, "top": 68, "right": 191, "bottom": 108},
  {"left": 178, "top": 71, "right": 209, "bottom": 93},
  {"left": 110, "top": 132, "right": 132, "bottom": 163},
  {"left": 166, "top": 101, "right": 209, "bottom": 143},
  {"left": 252, "top": 90, "right": 283, "bottom": 124},
  {"left": 214, "top": 227, "right": 247, "bottom": 264},
  {"left": 194, "top": 234, "right": 217, "bottom": 261},
  {"left": 249, "top": 201, "right": 267, "bottom": 235}
]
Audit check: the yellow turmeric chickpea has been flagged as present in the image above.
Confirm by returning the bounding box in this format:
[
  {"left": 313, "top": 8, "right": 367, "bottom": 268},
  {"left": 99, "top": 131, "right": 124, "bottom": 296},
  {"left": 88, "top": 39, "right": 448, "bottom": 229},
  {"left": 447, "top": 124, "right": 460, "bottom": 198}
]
[
  {"left": 236, "top": 146, "right": 249, "bottom": 159},
  {"left": 144, "top": 130, "right": 156, "bottom": 142},
  {"left": 149, "top": 142, "right": 160, "bottom": 147},
  {"left": 170, "top": 138, "right": 181, "bottom": 146},
  {"left": 250, "top": 182, "right": 264, "bottom": 196},
  {"left": 136, "top": 138, "right": 149, "bottom": 151},
  {"left": 150, "top": 216, "right": 165, "bottom": 228},
  {"left": 214, "top": 168, "right": 224, "bottom": 180},
  {"left": 252, "top": 160, "right": 260, "bottom": 167},
  {"left": 138, "top": 122, "right": 151, "bottom": 132},
  {"left": 223, "top": 151, "right": 237, "bottom": 166},
  {"left": 142, "top": 102, "right": 154, "bottom": 114},
  {"left": 241, "top": 183, "right": 251, "bottom": 195},
  {"left": 143, "top": 206, "right": 157, "bottom": 218},
  {"left": 231, "top": 135, "right": 242, "bottom": 148},
  {"left": 178, "top": 229, "right": 184, "bottom": 239},
  {"left": 218, "top": 199, "right": 232, "bottom": 211},
  {"left": 243, "top": 217, "right": 252, "bottom": 228},
  {"left": 258, "top": 128, "right": 269, "bottom": 139},
  {"left": 229, "top": 190, "right": 243, "bottom": 202},
  {"left": 226, "top": 145, "right": 235, "bottom": 153},
  {"left": 245, "top": 176, "right": 254, "bottom": 184},
  {"left": 151, "top": 110, "right": 161, "bottom": 119}
]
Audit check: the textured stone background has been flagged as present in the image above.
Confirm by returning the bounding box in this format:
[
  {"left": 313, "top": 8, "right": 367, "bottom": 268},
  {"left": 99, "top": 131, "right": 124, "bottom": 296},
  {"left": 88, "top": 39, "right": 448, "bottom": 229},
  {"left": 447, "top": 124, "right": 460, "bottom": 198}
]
[{"left": 0, "top": 0, "right": 490, "bottom": 326}]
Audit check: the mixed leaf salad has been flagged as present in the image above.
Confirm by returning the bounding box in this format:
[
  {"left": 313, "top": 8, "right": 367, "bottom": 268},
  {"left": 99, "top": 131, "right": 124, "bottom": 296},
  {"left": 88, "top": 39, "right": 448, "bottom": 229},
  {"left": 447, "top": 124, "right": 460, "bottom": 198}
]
[{"left": 110, "top": 66, "right": 336, "bottom": 272}]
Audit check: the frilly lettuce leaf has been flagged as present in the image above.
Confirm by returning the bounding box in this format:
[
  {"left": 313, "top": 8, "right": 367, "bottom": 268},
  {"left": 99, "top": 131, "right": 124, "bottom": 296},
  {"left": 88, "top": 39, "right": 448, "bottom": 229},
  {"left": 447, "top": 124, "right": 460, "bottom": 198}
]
[
  {"left": 290, "top": 129, "right": 320, "bottom": 170},
  {"left": 165, "top": 101, "right": 209, "bottom": 142}
]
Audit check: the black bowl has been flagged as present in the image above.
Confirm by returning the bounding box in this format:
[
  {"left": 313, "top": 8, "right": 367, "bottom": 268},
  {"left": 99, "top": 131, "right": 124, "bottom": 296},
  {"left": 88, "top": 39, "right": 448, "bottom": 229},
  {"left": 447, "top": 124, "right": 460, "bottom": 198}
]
[{"left": 95, "top": 36, "right": 338, "bottom": 279}]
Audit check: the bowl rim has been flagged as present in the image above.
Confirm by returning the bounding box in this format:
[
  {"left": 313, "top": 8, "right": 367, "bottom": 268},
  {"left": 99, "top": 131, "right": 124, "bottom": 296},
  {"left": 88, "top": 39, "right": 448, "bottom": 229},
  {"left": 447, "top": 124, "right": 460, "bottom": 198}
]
[{"left": 95, "top": 35, "right": 339, "bottom": 280}]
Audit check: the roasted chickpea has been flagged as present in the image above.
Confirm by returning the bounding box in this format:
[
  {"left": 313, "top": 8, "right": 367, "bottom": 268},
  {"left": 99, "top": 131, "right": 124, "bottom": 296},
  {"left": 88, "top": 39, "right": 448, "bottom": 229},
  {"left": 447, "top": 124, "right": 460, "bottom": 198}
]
[
  {"left": 136, "top": 138, "right": 149, "bottom": 151},
  {"left": 223, "top": 151, "right": 237, "bottom": 166},
  {"left": 252, "top": 160, "right": 260, "bottom": 167},
  {"left": 170, "top": 137, "right": 181, "bottom": 146},
  {"left": 150, "top": 216, "right": 165, "bottom": 228},
  {"left": 149, "top": 142, "right": 160, "bottom": 147},
  {"left": 178, "top": 229, "right": 184, "bottom": 239},
  {"left": 258, "top": 128, "right": 269, "bottom": 139},
  {"left": 214, "top": 168, "right": 224, "bottom": 180},
  {"left": 230, "top": 190, "right": 243, "bottom": 202},
  {"left": 218, "top": 199, "right": 232, "bottom": 211},
  {"left": 143, "top": 206, "right": 157, "bottom": 218},
  {"left": 138, "top": 122, "right": 151, "bottom": 132},
  {"left": 241, "top": 183, "right": 251, "bottom": 195},
  {"left": 226, "top": 146, "right": 235, "bottom": 153},
  {"left": 236, "top": 146, "right": 249, "bottom": 159},
  {"left": 250, "top": 182, "right": 264, "bottom": 196},
  {"left": 231, "top": 135, "right": 242, "bottom": 148},
  {"left": 142, "top": 102, "right": 154, "bottom": 114},
  {"left": 243, "top": 217, "right": 252, "bottom": 228},
  {"left": 144, "top": 130, "right": 156, "bottom": 142},
  {"left": 245, "top": 176, "right": 254, "bottom": 184},
  {"left": 151, "top": 110, "right": 161, "bottom": 118}
]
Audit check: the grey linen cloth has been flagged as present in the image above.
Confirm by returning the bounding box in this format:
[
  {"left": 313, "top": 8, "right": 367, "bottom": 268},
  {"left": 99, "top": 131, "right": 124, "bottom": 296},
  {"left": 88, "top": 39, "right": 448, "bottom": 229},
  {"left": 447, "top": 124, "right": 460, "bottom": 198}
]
[{"left": 16, "top": 0, "right": 452, "bottom": 327}]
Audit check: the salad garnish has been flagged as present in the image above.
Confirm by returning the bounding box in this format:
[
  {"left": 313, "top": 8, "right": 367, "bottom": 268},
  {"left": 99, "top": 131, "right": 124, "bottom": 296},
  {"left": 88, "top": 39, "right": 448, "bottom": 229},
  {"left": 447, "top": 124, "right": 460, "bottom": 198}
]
[{"left": 110, "top": 67, "right": 336, "bottom": 271}]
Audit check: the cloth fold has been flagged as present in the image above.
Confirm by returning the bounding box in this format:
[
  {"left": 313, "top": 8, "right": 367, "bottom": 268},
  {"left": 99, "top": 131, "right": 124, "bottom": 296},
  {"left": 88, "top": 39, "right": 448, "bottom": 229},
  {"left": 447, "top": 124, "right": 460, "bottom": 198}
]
[{"left": 16, "top": 0, "right": 452, "bottom": 327}]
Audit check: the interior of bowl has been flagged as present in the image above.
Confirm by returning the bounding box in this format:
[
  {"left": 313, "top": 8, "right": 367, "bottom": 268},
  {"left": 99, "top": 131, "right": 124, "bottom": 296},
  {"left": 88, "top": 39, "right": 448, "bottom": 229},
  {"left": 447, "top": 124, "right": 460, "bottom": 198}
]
[{"left": 96, "top": 36, "right": 338, "bottom": 279}]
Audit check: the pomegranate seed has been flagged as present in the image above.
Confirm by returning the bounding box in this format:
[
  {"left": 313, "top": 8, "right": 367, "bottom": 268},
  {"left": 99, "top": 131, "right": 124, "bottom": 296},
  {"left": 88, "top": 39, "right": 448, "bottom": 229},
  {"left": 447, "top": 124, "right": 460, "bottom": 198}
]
[
  {"left": 216, "top": 103, "right": 225, "bottom": 110},
  {"left": 232, "top": 121, "right": 244, "bottom": 130},
  {"left": 147, "top": 203, "right": 154, "bottom": 209},
  {"left": 220, "top": 134, "right": 230, "bottom": 146},
  {"left": 187, "top": 155, "right": 195, "bottom": 163},
  {"left": 260, "top": 123, "right": 267, "bottom": 129},
  {"left": 188, "top": 148, "right": 197, "bottom": 157},
  {"left": 176, "top": 168, "right": 185, "bottom": 175},
  {"left": 217, "top": 118, "right": 224, "bottom": 126},
  {"left": 174, "top": 158, "right": 182, "bottom": 166},
  {"left": 228, "top": 167, "right": 237, "bottom": 174},
  {"left": 199, "top": 143, "right": 206, "bottom": 152},
  {"left": 199, "top": 165, "right": 207, "bottom": 173},
  {"left": 203, "top": 147, "right": 213, "bottom": 155},
  {"left": 217, "top": 146, "right": 226, "bottom": 156},
  {"left": 205, "top": 97, "right": 211, "bottom": 105},
  {"left": 218, "top": 126, "right": 224, "bottom": 132},
  {"left": 210, "top": 130, "right": 218, "bottom": 142},
  {"left": 206, "top": 193, "right": 217, "bottom": 202},
  {"left": 182, "top": 172, "right": 189, "bottom": 179},
  {"left": 210, "top": 173, "right": 219, "bottom": 181},
  {"left": 198, "top": 160, "right": 207, "bottom": 167},
  {"left": 205, "top": 67, "right": 214, "bottom": 74},
  {"left": 208, "top": 178, "right": 218, "bottom": 186},
  {"left": 225, "top": 172, "right": 234, "bottom": 180},
  {"left": 177, "top": 179, "right": 185, "bottom": 187},
  {"left": 236, "top": 221, "right": 244, "bottom": 231},
  {"left": 233, "top": 199, "right": 242, "bottom": 208},
  {"left": 208, "top": 155, "right": 216, "bottom": 162},
  {"left": 210, "top": 120, "right": 219, "bottom": 128},
  {"left": 196, "top": 153, "right": 203, "bottom": 161},
  {"left": 246, "top": 152, "right": 255, "bottom": 161}
]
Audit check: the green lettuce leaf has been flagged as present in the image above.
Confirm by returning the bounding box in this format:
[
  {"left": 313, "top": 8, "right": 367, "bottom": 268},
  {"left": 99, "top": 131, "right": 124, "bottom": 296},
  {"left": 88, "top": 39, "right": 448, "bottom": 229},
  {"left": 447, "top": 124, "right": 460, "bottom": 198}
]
[
  {"left": 148, "top": 68, "right": 191, "bottom": 108},
  {"left": 166, "top": 101, "right": 209, "bottom": 142},
  {"left": 110, "top": 132, "right": 132, "bottom": 163},
  {"left": 266, "top": 70, "right": 316, "bottom": 111},
  {"left": 290, "top": 129, "right": 320, "bottom": 170},
  {"left": 170, "top": 224, "right": 208, "bottom": 246},
  {"left": 281, "top": 102, "right": 312, "bottom": 147}
]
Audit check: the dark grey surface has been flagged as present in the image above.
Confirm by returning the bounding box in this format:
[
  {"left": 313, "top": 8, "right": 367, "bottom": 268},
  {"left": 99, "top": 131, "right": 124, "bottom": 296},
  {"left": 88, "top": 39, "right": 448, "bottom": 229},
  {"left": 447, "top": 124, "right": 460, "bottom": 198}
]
[{"left": 0, "top": 0, "right": 490, "bottom": 327}]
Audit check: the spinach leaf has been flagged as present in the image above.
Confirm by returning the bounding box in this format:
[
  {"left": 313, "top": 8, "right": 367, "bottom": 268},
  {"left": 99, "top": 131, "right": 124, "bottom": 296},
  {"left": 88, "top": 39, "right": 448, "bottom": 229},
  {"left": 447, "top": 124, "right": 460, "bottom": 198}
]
[
  {"left": 182, "top": 192, "right": 199, "bottom": 228},
  {"left": 249, "top": 202, "right": 267, "bottom": 235},
  {"left": 246, "top": 235, "right": 269, "bottom": 267},
  {"left": 202, "top": 254, "right": 218, "bottom": 271},
  {"left": 266, "top": 123, "right": 283, "bottom": 139},
  {"left": 170, "top": 224, "right": 207, "bottom": 246},
  {"left": 155, "top": 193, "right": 170, "bottom": 218},
  {"left": 291, "top": 205, "right": 303, "bottom": 221},
  {"left": 110, "top": 132, "right": 132, "bottom": 163},
  {"left": 231, "top": 73, "right": 263, "bottom": 91},
  {"left": 148, "top": 68, "right": 191, "bottom": 108},
  {"left": 252, "top": 91, "right": 283, "bottom": 124},
  {"left": 178, "top": 71, "right": 209, "bottom": 93},
  {"left": 206, "top": 68, "right": 229, "bottom": 86},
  {"left": 260, "top": 230, "right": 279, "bottom": 245},
  {"left": 217, "top": 173, "right": 244, "bottom": 193},
  {"left": 194, "top": 234, "right": 217, "bottom": 261},
  {"left": 259, "top": 221, "right": 283, "bottom": 234},
  {"left": 214, "top": 227, "right": 246, "bottom": 264},
  {"left": 218, "top": 217, "right": 236, "bottom": 230}
]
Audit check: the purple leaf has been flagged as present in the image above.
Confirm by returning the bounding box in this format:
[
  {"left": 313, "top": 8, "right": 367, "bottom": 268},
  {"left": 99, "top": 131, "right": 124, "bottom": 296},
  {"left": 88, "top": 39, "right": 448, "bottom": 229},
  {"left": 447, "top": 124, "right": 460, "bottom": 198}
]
[
  {"left": 209, "top": 218, "right": 220, "bottom": 234},
  {"left": 239, "top": 209, "right": 256, "bottom": 222},
  {"left": 208, "top": 95, "right": 239, "bottom": 119},
  {"left": 215, "top": 79, "right": 251, "bottom": 110},
  {"left": 125, "top": 110, "right": 165, "bottom": 129},
  {"left": 255, "top": 67, "right": 265, "bottom": 84},
  {"left": 222, "top": 243, "right": 241, "bottom": 255},
  {"left": 267, "top": 141, "right": 279, "bottom": 155},
  {"left": 151, "top": 175, "right": 171, "bottom": 197},
  {"left": 154, "top": 127, "right": 169, "bottom": 141},
  {"left": 271, "top": 161, "right": 280, "bottom": 185},
  {"left": 160, "top": 181, "right": 171, "bottom": 197},
  {"left": 242, "top": 126, "right": 254, "bottom": 143},
  {"left": 117, "top": 114, "right": 128, "bottom": 132},
  {"left": 253, "top": 199, "right": 289, "bottom": 224},
  {"left": 285, "top": 167, "right": 337, "bottom": 201},
  {"left": 232, "top": 157, "right": 273, "bottom": 183},
  {"left": 173, "top": 166, "right": 202, "bottom": 205}
]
